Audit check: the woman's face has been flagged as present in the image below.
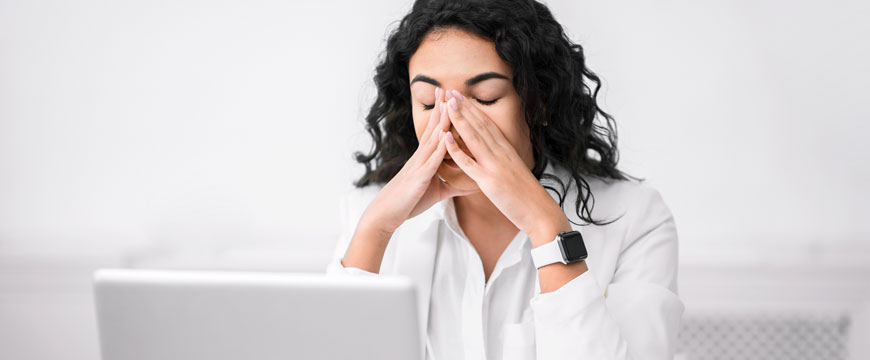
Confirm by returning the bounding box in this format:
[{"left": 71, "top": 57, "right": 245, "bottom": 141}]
[{"left": 408, "top": 27, "right": 534, "bottom": 192}]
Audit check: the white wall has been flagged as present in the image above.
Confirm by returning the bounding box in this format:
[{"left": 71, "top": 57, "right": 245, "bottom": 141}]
[
  {"left": 547, "top": 0, "right": 870, "bottom": 267},
  {"left": 3, "top": 0, "right": 868, "bottom": 267},
  {"left": 2, "top": 0, "right": 868, "bottom": 265},
  {"left": 0, "top": 0, "right": 411, "bottom": 262}
]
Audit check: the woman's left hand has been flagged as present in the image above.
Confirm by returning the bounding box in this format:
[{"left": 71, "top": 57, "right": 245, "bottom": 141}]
[{"left": 442, "top": 90, "right": 572, "bottom": 246}]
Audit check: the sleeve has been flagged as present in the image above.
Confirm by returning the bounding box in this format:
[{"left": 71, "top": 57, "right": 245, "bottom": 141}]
[
  {"left": 324, "top": 188, "right": 379, "bottom": 277},
  {"left": 528, "top": 186, "right": 685, "bottom": 360}
]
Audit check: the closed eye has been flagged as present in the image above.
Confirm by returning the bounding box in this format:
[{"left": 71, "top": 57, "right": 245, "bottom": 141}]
[
  {"left": 475, "top": 98, "right": 499, "bottom": 106},
  {"left": 423, "top": 98, "right": 498, "bottom": 110}
]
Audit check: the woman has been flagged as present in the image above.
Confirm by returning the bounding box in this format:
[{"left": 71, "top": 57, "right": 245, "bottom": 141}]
[{"left": 327, "top": 0, "right": 684, "bottom": 359}]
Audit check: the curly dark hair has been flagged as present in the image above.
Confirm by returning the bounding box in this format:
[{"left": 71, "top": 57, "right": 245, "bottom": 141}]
[{"left": 353, "top": 0, "right": 641, "bottom": 226}]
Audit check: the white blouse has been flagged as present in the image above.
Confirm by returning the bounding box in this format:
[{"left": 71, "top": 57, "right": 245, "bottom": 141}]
[{"left": 326, "top": 163, "right": 685, "bottom": 360}]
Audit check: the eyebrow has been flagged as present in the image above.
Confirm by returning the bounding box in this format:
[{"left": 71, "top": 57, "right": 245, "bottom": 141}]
[
  {"left": 465, "top": 72, "right": 510, "bottom": 86},
  {"left": 410, "top": 71, "right": 511, "bottom": 87}
]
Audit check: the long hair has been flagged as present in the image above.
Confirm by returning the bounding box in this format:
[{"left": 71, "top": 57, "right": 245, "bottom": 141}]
[{"left": 353, "top": 0, "right": 641, "bottom": 226}]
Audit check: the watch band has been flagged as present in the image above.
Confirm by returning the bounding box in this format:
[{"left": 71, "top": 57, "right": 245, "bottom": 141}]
[
  {"left": 531, "top": 237, "right": 565, "bottom": 269},
  {"left": 530, "top": 230, "right": 588, "bottom": 269}
]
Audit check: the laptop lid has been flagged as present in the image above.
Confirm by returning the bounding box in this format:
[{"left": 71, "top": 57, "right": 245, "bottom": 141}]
[{"left": 93, "top": 268, "right": 421, "bottom": 360}]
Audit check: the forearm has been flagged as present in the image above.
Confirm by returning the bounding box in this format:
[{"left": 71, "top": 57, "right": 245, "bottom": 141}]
[{"left": 340, "top": 222, "right": 393, "bottom": 274}]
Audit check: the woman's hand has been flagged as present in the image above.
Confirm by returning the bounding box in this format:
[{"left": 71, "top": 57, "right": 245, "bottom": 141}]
[
  {"left": 358, "top": 88, "right": 478, "bottom": 236},
  {"left": 442, "top": 90, "right": 572, "bottom": 246}
]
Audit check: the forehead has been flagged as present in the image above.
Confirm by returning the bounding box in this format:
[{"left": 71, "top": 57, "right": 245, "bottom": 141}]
[{"left": 408, "top": 28, "right": 512, "bottom": 81}]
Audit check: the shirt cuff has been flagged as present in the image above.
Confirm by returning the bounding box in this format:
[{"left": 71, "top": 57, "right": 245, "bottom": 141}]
[
  {"left": 529, "top": 267, "right": 606, "bottom": 322},
  {"left": 325, "top": 257, "right": 379, "bottom": 277},
  {"left": 528, "top": 268, "right": 631, "bottom": 359}
]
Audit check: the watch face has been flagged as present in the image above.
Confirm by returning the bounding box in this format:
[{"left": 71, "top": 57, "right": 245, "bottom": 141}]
[{"left": 560, "top": 231, "right": 588, "bottom": 261}]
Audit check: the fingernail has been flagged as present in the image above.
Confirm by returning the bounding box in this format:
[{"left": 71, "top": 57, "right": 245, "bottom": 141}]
[
  {"left": 451, "top": 90, "right": 464, "bottom": 101},
  {"left": 440, "top": 102, "right": 445, "bottom": 112},
  {"left": 449, "top": 97, "right": 458, "bottom": 110},
  {"left": 435, "top": 87, "right": 441, "bottom": 100},
  {"left": 438, "top": 129, "right": 443, "bottom": 141},
  {"left": 446, "top": 132, "right": 455, "bottom": 144},
  {"left": 445, "top": 90, "right": 453, "bottom": 100}
]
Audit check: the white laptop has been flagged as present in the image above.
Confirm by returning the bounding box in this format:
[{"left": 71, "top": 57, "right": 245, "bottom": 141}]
[{"left": 93, "top": 268, "right": 422, "bottom": 360}]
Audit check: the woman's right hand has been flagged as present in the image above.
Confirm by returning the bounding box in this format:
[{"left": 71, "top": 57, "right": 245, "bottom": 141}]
[{"left": 358, "top": 88, "right": 478, "bottom": 236}]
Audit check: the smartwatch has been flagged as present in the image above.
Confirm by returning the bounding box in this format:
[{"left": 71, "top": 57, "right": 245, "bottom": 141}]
[{"left": 530, "top": 230, "right": 587, "bottom": 269}]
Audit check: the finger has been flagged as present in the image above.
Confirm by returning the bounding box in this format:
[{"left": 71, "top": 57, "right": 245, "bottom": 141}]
[
  {"left": 444, "top": 132, "right": 483, "bottom": 180},
  {"left": 421, "top": 98, "right": 450, "bottom": 152},
  {"left": 446, "top": 96, "right": 495, "bottom": 157},
  {"left": 423, "top": 129, "right": 449, "bottom": 172},
  {"left": 452, "top": 91, "right": 509, "bottom": 149},
  {"left": 449, "top": 90, "right": 499, "bottom": 143},
  {"left": 408, "top": 90, "right": 444, "bottom": 169},
  {"left": 422, "top": 96, "right": 451, "bottom": 154},
  {"left": 437, "top": 98, "right": 450, "bottom": 134},
  {"left": 420, "top": 88, "right": 444, "bottom": 142}
]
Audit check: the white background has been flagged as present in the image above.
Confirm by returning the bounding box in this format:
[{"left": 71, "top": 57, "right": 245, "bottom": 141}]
[{"left": 1, "top": 0, "right": 869, "bottom": 359}]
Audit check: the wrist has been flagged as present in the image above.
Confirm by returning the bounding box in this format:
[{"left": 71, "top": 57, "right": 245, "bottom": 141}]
[
  {"left": 528, "top": 210, "right": 573, "bottom": 248},
  {"left": 355, "top": 218, "right": 395, "bottom": 244},
  {"left": 526, "top": 183, "right": 574, "bottom": 247}
]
